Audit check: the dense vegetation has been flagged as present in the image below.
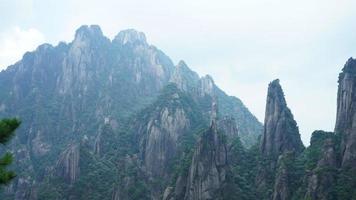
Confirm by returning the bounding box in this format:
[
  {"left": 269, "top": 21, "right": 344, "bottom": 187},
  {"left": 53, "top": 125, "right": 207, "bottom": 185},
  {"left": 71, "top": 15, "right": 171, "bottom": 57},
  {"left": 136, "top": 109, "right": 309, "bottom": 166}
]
[{"left": 0, "top": 118, "right": 20, "bottom": 186}]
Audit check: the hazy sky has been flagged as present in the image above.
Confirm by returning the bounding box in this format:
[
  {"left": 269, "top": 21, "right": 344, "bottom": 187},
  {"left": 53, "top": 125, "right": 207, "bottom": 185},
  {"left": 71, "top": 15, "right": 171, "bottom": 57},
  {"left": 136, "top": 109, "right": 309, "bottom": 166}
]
[{"left": 1, "top": 0, "right": 356, "bottom": 145}]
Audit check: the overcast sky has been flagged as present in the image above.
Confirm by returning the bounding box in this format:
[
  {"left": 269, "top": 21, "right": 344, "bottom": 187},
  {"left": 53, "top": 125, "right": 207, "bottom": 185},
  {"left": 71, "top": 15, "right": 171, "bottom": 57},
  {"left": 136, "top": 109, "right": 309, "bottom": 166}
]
[{"left": 1, "top": 0, "right": 356, "bottom": 145}]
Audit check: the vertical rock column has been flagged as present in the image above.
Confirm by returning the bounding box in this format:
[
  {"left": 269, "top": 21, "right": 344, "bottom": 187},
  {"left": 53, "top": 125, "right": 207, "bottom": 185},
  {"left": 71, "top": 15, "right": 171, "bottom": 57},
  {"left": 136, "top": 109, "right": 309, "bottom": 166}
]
[{"left": 335, "top": 58, "right": 356, "bottom": 168}]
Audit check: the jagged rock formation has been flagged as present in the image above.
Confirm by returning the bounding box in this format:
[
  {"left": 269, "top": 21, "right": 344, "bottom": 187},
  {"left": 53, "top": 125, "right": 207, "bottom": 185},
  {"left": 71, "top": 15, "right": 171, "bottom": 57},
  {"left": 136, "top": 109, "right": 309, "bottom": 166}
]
[
  {"left": 184, "top": 121, "right": 228, "bottom": 200},
  {"left": 335, "top": 57, "right": 356, "bottom": 168},
  {"left": 260, "top": 79, "right": 304, "bottom": 158}
]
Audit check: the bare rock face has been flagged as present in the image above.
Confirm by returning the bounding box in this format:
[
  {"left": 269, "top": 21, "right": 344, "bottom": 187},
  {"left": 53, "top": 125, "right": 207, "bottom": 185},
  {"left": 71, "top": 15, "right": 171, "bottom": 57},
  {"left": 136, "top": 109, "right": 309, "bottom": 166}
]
[
  {"left": 335, "top": 57, "right": 356, "bottom": 168},
  {"left": 169, "top": 60, "right": 200, "bottom": 92},
  {"left": 260, "top": 79, "right": 304, "bottom": 158},
  {"left": 184, "top": 121, "right": 228, "bottom": 200},
  {"left": 133, "top": 85, "right": 200, "bottom": 199},
  {"left": 56, "top": 143, "right": 80, "bottom": 184},
  {"left": 143, "top": 106, "right": 190, "bottom": 178}
]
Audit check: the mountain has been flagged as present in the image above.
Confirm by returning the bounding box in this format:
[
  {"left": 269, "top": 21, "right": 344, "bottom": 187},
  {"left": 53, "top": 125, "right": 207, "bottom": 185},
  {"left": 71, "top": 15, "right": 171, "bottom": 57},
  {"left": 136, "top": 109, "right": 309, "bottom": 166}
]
[
  {"left": 0, "top": 25, "right": 262, "bottom": 200},
  {"left": 1, "top": 24, "right": 356, "bottom": 200}
]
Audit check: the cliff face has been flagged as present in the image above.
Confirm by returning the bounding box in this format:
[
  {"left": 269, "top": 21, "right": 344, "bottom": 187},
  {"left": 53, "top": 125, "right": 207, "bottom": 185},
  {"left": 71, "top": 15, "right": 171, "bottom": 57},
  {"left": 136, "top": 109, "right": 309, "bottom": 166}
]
[
  {"left": 260, "top": 79, "right": 304, "bottom": 158},
  {"left": 137, "top": 85, "right": 197, "bottom": 180},
  {"left": 335, "top": 58, "right": 356, "bottom": 168},
  {"left": 184, "top": 121, "right": 228, "bottom": 200}
]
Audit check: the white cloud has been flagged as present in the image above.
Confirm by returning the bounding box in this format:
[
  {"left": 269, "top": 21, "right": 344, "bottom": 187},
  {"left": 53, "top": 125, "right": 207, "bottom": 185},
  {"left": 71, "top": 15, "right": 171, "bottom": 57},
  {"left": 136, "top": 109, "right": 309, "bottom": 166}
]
[{"left": 0, "top": 26, "right": 45, "bottom": 70}]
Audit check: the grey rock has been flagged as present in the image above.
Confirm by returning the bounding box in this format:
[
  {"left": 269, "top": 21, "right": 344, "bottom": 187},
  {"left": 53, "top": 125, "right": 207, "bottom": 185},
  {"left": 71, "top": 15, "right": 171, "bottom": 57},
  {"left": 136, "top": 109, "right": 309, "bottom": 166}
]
[
  {"left": 260, "top": 79, "right": 304, "bottom": 158},
  {"left": 335, "top": 57, "right": 356, "bottom": 168},
  {"left": 184, "top": 121, "right": 228, "bottom": 200}
]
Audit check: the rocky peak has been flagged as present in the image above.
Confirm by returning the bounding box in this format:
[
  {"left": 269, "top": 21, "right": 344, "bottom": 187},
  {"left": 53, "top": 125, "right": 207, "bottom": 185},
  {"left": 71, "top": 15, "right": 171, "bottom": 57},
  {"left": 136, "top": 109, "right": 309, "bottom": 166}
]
[
  {"left": 341, "top": 57, "right": 356, "bottom": 73},
  {"left": 261, "top": 79, "right": 304, "bottom": 158},
  {"left": 199, "top": 75, "right": 215, "bottom": 96},
  {"left": 113, "top": 29, "right": 147, "bottom": 45},
  {"left": 335, "top": 57, "right": 356, "bottom": 168},
  {"left": 170, "top": 60, "right": 200, "bottom": 92},
  {"left": 73, "top": 25, "right": 106, "bottom": 43}
]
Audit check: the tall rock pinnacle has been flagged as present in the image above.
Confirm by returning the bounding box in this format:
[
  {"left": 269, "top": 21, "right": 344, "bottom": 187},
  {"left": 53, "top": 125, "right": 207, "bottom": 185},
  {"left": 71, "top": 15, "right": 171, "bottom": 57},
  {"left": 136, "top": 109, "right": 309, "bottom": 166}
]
[
  {"left": 260, "top": 79, "right": 304, "bottom": 158},
  {"left": 335, "top": 57, "right": 356, "bottom": 168}
]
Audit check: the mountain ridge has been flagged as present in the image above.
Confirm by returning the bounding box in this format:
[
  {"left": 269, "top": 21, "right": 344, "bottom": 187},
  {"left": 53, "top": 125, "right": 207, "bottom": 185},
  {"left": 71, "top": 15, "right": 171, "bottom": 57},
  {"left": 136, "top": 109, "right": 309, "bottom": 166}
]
[{"left": 0, "top": 24, "right": 262, "bottom": 200}]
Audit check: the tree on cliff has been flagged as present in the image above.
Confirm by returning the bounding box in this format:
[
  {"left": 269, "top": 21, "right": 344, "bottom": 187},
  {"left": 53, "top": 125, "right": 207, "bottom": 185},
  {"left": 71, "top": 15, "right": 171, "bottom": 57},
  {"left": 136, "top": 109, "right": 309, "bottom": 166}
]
[{"left": 0, "top": 118, "right": 20, "bottom": 186}]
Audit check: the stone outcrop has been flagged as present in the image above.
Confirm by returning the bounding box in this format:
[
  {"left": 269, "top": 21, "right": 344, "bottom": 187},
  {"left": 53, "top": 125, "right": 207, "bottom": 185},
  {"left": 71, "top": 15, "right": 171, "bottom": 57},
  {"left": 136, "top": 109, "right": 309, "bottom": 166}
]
[
  {"left": 260, "top": 79, "right": 304, "bottom": 158},
  {"left": 184, "top": 121, "right": 228, "bottom": 200},
  {"left": 335, "top": 57, "right": 356, "bottom": 168}
]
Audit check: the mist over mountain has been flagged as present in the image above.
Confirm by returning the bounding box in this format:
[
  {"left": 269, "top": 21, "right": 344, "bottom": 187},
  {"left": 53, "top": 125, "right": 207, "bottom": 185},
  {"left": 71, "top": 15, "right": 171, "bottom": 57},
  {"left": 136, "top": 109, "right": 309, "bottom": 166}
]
[{"left": 0, "top": 25, "right": 356, "bottom": 200}]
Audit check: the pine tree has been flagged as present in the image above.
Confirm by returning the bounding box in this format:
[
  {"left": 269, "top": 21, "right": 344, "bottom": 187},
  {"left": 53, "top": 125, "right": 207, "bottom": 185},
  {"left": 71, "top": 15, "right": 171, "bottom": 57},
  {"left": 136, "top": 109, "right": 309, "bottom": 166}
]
[{"left": 0, "top": 118, "right": 20, "bottom": 186}]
